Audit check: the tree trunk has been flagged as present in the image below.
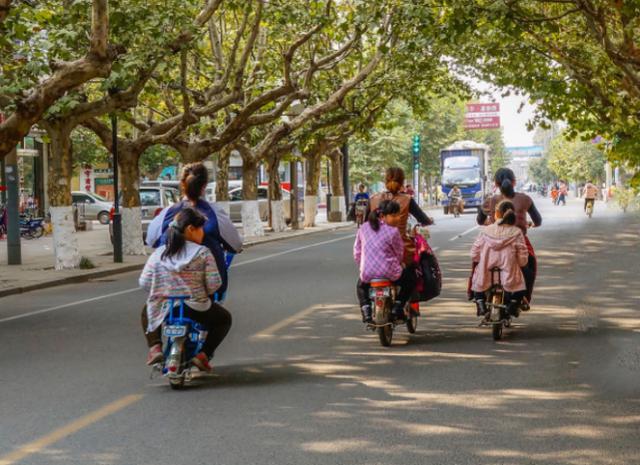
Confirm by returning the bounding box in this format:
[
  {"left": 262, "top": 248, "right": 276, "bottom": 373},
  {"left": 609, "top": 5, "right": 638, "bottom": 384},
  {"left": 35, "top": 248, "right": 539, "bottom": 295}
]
[
  {"left": 214, "top": 148, "right": 231, "bottom": 215},
  {"left": 304, "top": 154, "right": 322, "bottom": 227},
  {"left": 330, "top": 149, "right": 345, "bottom": 218},
  {"left": 267, "top": 155, "right": 286, "bottom": 232},
  {"left": 46, "top": 124, "right": 81, "bottom": 270},
  {"left": 241, "top": 156, "right": 264, "bottom": 237},
  {"left": 119, "top": 150, "right": 146, "bottom": 255}
]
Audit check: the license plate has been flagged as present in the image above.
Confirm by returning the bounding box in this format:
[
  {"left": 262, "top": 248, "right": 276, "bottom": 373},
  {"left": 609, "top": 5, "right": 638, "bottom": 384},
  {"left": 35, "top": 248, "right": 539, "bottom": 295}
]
[
  {"left": 369, "top": 288, "right": 391, "bottom": 298},
  {"left": 163, "top": 325, "right": 187, "bottom": 337}
]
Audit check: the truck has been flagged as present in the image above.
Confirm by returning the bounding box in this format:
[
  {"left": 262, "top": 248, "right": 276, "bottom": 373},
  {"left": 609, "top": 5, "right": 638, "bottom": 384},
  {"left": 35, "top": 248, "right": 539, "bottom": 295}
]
[{"left": 440, "top": 140, "right": 491, "bottom": 214}]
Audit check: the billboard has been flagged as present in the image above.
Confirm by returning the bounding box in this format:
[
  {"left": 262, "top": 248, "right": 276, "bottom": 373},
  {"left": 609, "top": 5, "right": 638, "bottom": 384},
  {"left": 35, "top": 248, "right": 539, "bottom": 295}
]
[{"left": 464, "top": 103, "right": 501, "bottom": 130}]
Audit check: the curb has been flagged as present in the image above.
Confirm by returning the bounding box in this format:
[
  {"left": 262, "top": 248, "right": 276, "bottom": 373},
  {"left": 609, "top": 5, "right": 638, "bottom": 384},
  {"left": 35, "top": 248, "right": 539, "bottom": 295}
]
[{"left": 0, "top": 223, "right": 354, "bottom": 299}]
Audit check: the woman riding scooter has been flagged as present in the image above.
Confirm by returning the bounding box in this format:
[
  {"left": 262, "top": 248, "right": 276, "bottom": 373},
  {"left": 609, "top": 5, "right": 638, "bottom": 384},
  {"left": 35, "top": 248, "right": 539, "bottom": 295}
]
[
  {"left": 476, "top": 168, "right": 541, "bottom": 305},
  {"left": 369, "top": 167, "right": 434, "bottom": 320},
  {"left": 142, "top": 162, "right": 243, "bottom": 366}
]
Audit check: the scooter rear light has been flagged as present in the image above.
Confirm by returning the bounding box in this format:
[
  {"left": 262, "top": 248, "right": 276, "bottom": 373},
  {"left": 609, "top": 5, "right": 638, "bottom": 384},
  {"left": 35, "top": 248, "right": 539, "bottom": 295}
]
[
  {"left": 109, "top": 207, "right": 115, "bottom": 221},
  {"left": 168, "top": 365, "right": 177, "bottom": 372}
]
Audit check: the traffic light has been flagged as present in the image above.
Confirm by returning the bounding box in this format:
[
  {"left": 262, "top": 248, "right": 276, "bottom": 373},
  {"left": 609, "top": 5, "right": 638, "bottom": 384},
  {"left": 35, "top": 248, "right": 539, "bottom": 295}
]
[
  {"left": 412, "top": 135, "right": 420, "bottom": 155},
  {"left": 412, "top": 135, "right": 420, "bottom": 169}
]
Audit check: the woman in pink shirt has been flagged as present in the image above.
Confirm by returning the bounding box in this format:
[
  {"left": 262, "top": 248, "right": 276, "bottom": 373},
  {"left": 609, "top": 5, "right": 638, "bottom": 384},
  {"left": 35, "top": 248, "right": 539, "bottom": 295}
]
[
  {"left": 471, "top": 200, "right": 529, "bottom": 317},
  {"left": 354, "top": 200, "right": 415, "bottom": 323}
]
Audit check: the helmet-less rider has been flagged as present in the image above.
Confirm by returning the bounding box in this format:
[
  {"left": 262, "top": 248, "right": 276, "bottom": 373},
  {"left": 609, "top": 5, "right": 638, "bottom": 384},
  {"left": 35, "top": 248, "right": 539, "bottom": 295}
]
[
  {"left": 476, "top": 167, "right": 541, "bottom": 305},
  {"left": 368, "top": 167, "right": 434, "bottom": 321},
  {"left": 141, "top": 162, "right": 243, "bottom": 366}
]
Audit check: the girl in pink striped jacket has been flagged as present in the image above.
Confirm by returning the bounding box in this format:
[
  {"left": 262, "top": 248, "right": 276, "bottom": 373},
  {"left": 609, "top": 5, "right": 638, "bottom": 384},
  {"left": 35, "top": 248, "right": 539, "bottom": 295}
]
[{"left": 139, "top": 208, "right": 230, "bottom": 372}]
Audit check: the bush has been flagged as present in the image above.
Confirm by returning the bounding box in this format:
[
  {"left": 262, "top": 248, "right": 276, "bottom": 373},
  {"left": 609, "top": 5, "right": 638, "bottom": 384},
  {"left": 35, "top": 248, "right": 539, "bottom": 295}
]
[{"left": 79, "top": 256, "right": 96, "bottom": 269}]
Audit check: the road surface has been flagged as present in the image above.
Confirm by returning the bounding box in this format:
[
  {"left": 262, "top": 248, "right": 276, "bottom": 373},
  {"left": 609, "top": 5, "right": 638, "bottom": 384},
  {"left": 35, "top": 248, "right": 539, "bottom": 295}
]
[{"left": 1, "top": 198, "right": 639, "bottom": 465}]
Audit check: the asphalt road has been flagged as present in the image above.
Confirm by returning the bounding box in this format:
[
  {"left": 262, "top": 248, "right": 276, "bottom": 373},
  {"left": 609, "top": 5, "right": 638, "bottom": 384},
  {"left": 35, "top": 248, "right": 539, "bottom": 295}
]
[{"left": 1, "top": 198, "right": 639, "bottom": 465}]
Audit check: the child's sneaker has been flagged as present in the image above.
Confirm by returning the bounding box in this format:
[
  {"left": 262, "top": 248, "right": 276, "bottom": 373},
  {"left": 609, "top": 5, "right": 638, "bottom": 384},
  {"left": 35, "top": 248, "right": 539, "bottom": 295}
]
[
  {"left": 191, "top": 352, "right": 213, "bottom": 373},
  {"left": 146, "top": 344, "right": 163, "bottom": 366}
]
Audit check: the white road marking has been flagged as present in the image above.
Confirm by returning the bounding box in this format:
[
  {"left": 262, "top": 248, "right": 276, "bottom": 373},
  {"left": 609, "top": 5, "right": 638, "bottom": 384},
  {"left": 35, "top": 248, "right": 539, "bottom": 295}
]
[
  {"left": 231, "top": 234, "right": 355, "bottom": 267},
  {"left": 0, "top": 233, "right": 356, "bottom": 324},
  {"left": 0, "top": 288, "right": 140, "bottom": 324},
  {"left": 449, "top": 225, "right": 479, "bottom": 242}
]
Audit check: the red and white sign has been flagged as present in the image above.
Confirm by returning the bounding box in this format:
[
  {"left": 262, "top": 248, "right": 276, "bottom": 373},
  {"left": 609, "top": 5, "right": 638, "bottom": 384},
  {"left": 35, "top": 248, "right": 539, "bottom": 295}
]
[
  {"left": 80, "top": 165, "right": 95, "bottom": 193},
  {"left": 464, "top": 102, "right": 501, "bottom": 130}
]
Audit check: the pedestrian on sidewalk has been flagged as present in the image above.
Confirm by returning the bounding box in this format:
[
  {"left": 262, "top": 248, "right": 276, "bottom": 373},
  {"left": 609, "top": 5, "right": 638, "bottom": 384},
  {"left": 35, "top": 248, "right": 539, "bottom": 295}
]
[{"left": 140, "top": 208, "right": 230, "bottom": 371}]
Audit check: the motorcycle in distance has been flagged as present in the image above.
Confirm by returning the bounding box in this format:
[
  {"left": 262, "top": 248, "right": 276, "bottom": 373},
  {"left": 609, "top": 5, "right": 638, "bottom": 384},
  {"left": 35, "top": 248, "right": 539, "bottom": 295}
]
[
  {"left": 355, "top": 199, "right": 369, "bottom": 228},
  {"left": 152, "top": 253, "right": 234, "bottom": 389},
  {"left": 366, "top": 226, "right": 430, "bottom": 346},
  {"left": 478, "top": 267, "right": 529, "bottom": 340},
  {"left": 19, "top": 214, "right": 44, "bottom": 239},
  {"left": 585, "top": 200, "right": 594, "bottom": 218},
  {"left": 449, "top": 197, "right": 462, "bottom": 217}
]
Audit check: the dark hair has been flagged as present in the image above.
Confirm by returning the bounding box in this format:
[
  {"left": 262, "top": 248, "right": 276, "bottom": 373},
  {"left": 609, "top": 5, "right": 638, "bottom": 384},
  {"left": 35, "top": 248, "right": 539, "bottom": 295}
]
[
  {"left": 161, "top": 208, "right": 206, "bottom": 260},
  {"left": 496, "top": 200, "right": 516, "bottom": 226},
  {"left": 368, "top": 199, "right": 400, "bottom": 231},
  {"left": 494, "top": 167, "right": 516, "bottom": 198},
  {"left": 358, "top": 184, "right": 365, "bottom": 191},
  {"left": 181, "top": 162, "right": 208, "bottom": 201},
  {"left": 385, "top": 167, "right": 405, "bottom": 194}
]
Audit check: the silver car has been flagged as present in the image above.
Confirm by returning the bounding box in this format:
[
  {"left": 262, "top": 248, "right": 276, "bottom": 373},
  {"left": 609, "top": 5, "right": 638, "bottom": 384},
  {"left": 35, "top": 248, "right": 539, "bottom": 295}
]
[
  {"left": 228, "top": 186, "right": 301, "bottom": 223},
  {"left": 109, "top": 186, "right": 180, "bottom": 242},
  {"left": 72, "top": 191, "right": 112, "bottom": 224}
]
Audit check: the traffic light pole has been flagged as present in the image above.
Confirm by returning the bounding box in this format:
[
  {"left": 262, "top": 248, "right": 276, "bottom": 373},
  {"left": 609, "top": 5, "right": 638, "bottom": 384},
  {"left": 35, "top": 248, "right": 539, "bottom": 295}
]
[{"left": 412, "top": 135, "right": 421, "bottom": 205}]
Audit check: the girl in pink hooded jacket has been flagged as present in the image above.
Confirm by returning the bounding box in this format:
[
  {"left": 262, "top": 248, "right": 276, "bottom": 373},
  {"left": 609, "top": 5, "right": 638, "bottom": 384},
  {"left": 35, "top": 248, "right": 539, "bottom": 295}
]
[{"left": 471, "top": 200, "right": 528, "bottom": 317}]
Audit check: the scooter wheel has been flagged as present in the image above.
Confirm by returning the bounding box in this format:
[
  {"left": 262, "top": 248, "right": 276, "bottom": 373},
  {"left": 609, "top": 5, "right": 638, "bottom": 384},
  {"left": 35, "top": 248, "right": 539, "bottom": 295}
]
[
  {"left": 378, "top": 325, "right": 393, "bottom": 347},
  {"left": 492, "top": 323, "right": 503, "bottom": 341}
]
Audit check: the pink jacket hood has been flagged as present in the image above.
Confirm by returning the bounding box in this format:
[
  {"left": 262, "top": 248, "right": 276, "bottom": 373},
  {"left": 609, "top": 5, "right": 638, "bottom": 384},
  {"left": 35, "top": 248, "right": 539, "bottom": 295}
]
[
  {"left": 480, "top": 223, "right": 522, "bottom": 251},
  {"left": 470, "top": 223, "right": 528, "bottom": 293}
]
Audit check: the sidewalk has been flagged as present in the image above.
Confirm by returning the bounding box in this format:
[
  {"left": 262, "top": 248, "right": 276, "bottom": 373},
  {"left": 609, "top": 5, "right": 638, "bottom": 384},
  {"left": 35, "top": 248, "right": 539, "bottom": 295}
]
[{"left": 0, "top": 216, "right": 353, "bottom": 298}]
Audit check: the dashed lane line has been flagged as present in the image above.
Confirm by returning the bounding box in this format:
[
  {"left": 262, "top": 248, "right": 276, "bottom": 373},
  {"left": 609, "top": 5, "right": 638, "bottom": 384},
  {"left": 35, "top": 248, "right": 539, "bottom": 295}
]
[{"left": 0, "top": 394, "right": 144, "bottom": 465}]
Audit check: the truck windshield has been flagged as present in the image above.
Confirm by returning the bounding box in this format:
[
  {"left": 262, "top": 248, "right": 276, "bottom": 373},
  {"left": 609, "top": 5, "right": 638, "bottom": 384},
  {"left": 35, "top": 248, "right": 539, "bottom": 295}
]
[{"left": 442, "top": 168, "right": 480, "bottom": 187}]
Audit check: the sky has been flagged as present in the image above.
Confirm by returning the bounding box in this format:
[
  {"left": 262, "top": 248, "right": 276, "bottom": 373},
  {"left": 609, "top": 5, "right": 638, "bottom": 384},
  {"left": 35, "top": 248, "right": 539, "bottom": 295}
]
[{"left": 497, "top": 94, "right": 537, "bottom": 147}]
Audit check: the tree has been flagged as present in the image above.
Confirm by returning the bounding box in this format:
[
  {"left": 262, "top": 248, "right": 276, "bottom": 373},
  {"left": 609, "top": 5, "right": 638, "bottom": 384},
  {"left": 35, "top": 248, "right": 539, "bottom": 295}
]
[
  {"left": 528, "top": 156, "right": 554, "bottom": 185},
  {"left": 0, "top": 0, "right": 116, "bottom": 159},
  {"left": 548, "top": 133, "right": 606, "bottom": 184},
  {"left": 438, "top": 0, "right": 640, "bottom": 184}
]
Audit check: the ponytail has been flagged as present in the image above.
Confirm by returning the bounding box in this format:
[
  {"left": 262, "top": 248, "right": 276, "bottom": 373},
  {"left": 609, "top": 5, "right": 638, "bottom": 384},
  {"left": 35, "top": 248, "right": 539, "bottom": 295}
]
[
  {"left": 369, "top": 199, "right": 401, "bottom": 232},
  {"left": 180, "top": 162, "right": 208, "bottom": 202},
  {"left": 495, "top": 167, "right": 516, "bottom": 198},
  {"left": 368, "top": 208, "right": 382, "bottom": 231},
  {"left": 496, "top": 200, "right": 517, "bottom": 226},
  {"left": 161, "top": 208, "right": 205, "bottom": 259}
]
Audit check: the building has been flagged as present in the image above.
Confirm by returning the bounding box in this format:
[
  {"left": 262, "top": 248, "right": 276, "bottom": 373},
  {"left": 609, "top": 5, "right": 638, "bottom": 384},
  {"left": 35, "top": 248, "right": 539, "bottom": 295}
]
[{"left": 506, "top": 145, "right": 544, "bottom": 184}]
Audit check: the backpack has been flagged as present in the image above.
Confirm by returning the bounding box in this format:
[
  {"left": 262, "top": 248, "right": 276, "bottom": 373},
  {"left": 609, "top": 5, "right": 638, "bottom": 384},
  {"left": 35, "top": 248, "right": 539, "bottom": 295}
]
[{"left": 413, "top": 233, "right": 442, "bottom": 302}]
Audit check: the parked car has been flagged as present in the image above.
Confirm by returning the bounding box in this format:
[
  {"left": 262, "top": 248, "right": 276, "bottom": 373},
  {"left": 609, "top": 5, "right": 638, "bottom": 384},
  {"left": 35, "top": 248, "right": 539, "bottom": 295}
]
[
  {"left": 71, "top": 191, "right": 112, "bottom": 225},
  {"left": 205, "top": 180, "right": 243, "bottom": 202},
  {"left": 228, "top": 186, "right": 304, "bottom": 223},
  {"left": 109, "top": 186, "right": 180, "bottom": 242}
]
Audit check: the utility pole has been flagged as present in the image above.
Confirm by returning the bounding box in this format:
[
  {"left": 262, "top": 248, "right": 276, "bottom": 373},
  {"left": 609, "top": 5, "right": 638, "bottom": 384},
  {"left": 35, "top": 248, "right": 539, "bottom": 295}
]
[
  {"left": 111, "top": 112, "right": 123, "bottom": 263},
  {"left": 5, "top": 147, "right": 21, "bottom": 264}
]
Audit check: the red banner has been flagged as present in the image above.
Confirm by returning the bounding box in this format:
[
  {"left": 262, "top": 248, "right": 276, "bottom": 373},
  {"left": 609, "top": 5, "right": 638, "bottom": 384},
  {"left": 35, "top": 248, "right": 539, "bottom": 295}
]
[{"left": 465, "top": 102, "right": 500, "bottom": 130}]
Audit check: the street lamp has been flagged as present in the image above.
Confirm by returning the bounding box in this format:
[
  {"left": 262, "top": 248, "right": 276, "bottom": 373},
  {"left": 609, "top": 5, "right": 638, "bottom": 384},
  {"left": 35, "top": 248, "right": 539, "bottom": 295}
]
[{"left": 108, "top": 88, "right": 123, "bottom": 263}]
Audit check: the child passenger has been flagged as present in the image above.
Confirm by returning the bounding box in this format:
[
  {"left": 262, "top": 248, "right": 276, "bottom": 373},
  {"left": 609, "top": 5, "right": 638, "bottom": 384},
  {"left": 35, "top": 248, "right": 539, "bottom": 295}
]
[
  {"left": 354, "top": 200, "right": 415, "bottom": 323},
  {"left": 139, "top": 208, "right": 231, "bottom": 372},
  {"left": 470, "top": 200, "right": 529, "bottom": 317}
]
